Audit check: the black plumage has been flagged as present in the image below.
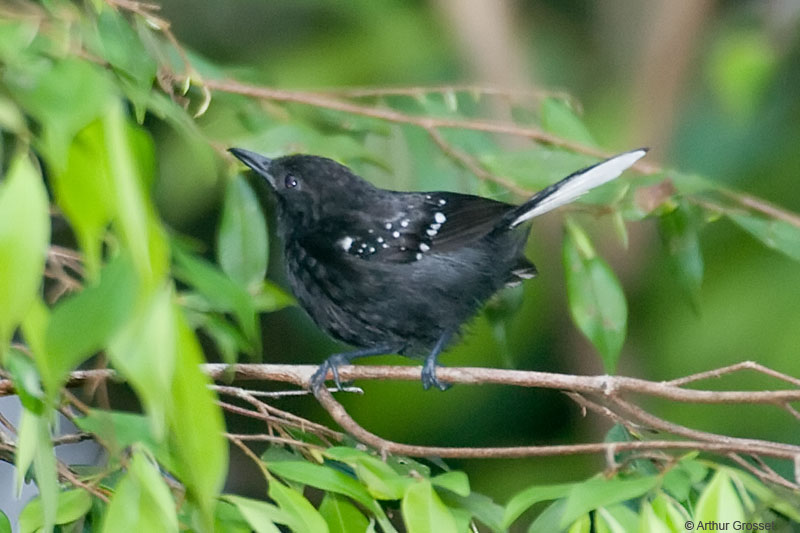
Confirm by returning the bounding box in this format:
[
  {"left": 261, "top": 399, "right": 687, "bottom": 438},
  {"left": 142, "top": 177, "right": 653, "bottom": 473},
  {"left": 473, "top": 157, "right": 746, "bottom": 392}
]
[{"left": 229, "top": 147, "right": 646, "bottom": 390}]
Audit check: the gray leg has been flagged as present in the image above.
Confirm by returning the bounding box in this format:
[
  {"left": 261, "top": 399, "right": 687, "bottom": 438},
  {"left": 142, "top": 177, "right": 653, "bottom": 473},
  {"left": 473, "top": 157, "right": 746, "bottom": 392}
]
[
  {"left": 310, "top": 344, "right": 402, "bottom": 391},
  {"left": 421, "top": 331, "right": 454, "bottom": 391}
]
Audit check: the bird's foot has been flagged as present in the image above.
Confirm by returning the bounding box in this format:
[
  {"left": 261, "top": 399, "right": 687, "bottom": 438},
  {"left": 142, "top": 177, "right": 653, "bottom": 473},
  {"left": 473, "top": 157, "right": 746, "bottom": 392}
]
[
  {"left": 421, "top": 357, "right": 451, "bottom": 391},
  {"left": 310, "top": 353, "right": 351, "bottom": 392}
]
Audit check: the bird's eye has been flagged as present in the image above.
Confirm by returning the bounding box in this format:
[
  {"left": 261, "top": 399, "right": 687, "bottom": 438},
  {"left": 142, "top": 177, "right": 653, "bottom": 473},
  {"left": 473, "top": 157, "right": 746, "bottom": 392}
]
[{"left": 285, "top": 174, "right": 298, "bottom": 189}]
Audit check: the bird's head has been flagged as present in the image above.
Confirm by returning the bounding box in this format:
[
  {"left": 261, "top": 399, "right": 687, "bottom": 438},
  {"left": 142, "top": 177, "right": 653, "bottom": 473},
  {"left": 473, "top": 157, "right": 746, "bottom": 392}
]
[{"left": 229, "top": 148, "right": 373, "bottom": 225}]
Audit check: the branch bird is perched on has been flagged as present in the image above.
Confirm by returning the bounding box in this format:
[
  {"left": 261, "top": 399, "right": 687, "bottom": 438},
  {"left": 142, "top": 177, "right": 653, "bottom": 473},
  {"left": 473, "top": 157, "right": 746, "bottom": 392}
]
[{"left": 230, "top": 147, "right": 647, "bottom": 391}]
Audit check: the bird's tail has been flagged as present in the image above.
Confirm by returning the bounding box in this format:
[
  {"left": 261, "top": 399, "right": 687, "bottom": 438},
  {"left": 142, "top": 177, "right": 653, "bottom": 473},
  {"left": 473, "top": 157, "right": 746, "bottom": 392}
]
[{"left": 503, "top": 148, "right": 648, "bottom": 229}]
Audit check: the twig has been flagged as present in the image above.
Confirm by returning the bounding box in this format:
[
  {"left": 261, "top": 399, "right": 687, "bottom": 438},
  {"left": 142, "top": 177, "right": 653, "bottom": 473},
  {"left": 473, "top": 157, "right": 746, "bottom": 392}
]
[
  {"left": 322, "top": 84, "right": 576, "bottom": 105},
  {"left": 224, "top": 432, "right": 325, "bottom": 451},
  {"left": 667, "top": 361, "right": 800, "bottom": 388},
  {"left": 425, "top": 127, "right": 530, "bottom": 196}
]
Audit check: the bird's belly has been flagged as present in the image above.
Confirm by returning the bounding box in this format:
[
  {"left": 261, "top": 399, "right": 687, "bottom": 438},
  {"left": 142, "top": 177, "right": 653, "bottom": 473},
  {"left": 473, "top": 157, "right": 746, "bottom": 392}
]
[{"left": 284, "top": 242, "right": 518, "bottom": 353}]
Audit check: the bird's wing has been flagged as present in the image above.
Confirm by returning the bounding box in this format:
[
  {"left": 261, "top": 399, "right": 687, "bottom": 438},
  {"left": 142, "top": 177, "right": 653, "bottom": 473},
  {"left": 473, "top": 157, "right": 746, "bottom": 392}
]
[{"left": 303, "top": 193, "right": 514, "bottom": 264}]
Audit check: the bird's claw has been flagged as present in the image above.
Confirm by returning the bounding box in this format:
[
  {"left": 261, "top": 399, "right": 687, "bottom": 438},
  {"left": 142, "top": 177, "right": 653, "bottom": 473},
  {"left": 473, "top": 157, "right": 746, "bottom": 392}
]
[
  {"left": 421, "top": 359, "right": 451, "bottom": 391},
  {"left": 310, "top": 354, "right": 351, "bottom": 392}
]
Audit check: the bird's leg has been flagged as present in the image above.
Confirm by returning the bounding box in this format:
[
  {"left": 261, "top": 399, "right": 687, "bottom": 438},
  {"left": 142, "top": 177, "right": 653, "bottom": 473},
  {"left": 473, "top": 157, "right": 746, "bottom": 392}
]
[
  {"left": 310, "top": 344, "right": 403, "bottom": 391},
  {"left": 421, "top": 331, "right": 454, "bottom": 391}
]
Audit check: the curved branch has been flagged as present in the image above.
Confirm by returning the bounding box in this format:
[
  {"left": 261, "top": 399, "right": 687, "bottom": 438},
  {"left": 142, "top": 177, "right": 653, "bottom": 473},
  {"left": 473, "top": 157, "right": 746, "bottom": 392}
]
[{"left": 312, "top": 385, "right": 800, "bottom": 461}]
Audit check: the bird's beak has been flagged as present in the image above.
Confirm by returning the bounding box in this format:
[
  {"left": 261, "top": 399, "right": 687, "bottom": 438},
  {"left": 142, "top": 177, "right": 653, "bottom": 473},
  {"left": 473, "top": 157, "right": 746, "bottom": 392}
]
[{"left": 229, "top": 148, "right": 275, "bottom": 188}]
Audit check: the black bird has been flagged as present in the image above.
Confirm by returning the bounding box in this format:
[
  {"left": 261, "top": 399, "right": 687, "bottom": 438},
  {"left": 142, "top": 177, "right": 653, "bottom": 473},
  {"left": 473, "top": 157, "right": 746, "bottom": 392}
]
[{"left": 229, "top": 147, "right": 647, "bottom": 390}]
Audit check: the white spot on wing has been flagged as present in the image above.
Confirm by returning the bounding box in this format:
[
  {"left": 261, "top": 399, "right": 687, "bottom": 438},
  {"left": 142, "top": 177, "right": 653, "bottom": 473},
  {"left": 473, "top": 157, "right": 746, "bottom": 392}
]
[
  {"left": 434, "top": 212, "right": 446, "bottom": 223},
  {"left": 339, "top": 237, "right": 354, "bottom": 251},
  {"left": 385, "top": 222, "right": 392, "bottom": 230},
  {"left": 400, "top": 219, "right": 409, "bottom": 227},
  {"left": 419, "top": 243, "right": 430, "bottom": 252},
  {"left": 392, "top": 231, "right": 400, "bottom": 238}
]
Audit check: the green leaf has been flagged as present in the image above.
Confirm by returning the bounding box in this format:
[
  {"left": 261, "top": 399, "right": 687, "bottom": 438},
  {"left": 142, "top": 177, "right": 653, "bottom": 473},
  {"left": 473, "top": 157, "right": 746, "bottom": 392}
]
[
  {"left": 559, "top": 476, "right": 659, "bottom": 529},
  {"left": 50, "top": 120, "right": 114, "bottom": 278},
  {"left": 196, "top": 312, "right": 249, "bottom": 365},
  {"left": 659, "top": 203, "right": 704, "bottom": 310},
  {"left": 74, "top": 409, "right": 170, "bottom": 468},
  {"left": 528, "top": 499, "right": 567, "bottom": 533},
  {"left": 252, "top": 281, "right": 295, "bottom": 312},
  {"left": 402, "top": 480, "right": 458, "bottom": 533},
  {"left": 595, "top": 504, "right": 639, "bottom": 533},
  {"left": 661, "top": 467, "right": 693, "bottom": 504},
  {"left": 268, "top": 480, "right": 329, "bottom": 533},
  {"left": 266, "top": 460, "right": 375, "bottom": 510},
  {"left": 103, "top": 102, "right": 168, "bottom": 287},
  {"left": 44, "top": 254, "right": 138, "bottom": 392},
  {"left": 108, "top": 286, "right": 177, "bottom": 437},
  {"left": 5, "top": 59, "right": 114, "bottom": 167},
  {"left": 503, "top": 482, "right": 575, "bottom": 528},
  {"left": 167, "top": 312, "right": 228, "bottom": 529},
  {"left": 213, "top": 500, "right": 254, "bottom": 533},
  {"left": 638, "top": 501, "right": 671, "bottom": 533},
  {"left": 319, "top": 494, "right": 370, "bottom": 533},
  {"left": 14, "top": 409, "right": 37, "bottom": 497},
  {"left": 217, "top": 175, "right": 269, "bottom": 291},
  {"left": 540, "top": 98, "right": 597, "bottom": 146},
  {"left": 102, "top": 448, "right": 178, "bottom": 533},
  {"left": 431, "top": 471, "right": 470, "bottom": 497},
  {"left": 728, "top": 212, "right": 800, "bottom": 263},
  {"left": 96, "top": 8, "right": 157, "bottom": 122},
  {"left": 0, "top": 154, "right": 50, "bottom": 350},
  {"left": 172, "top": 248, "right": 261, "bottom": 358},
  {"left": 650, "top": 492, "right": 691, "bottom": 532},
  {"left": 695, "top": 471, "right": 744, "bottom": 524},
  {"left": 31, "top": 415, "right": 58, "bottom": 532},
  {"left": 440, "top": 491, "right": 505, "bottom": 533},
  {"left": 324, "top": 447, "right": 410, "bottom": 500},
  {"left": 563, "top": 220, "right": 627, "bottom": 373},
  {"left": 5, "top": 348, "right": 45, "bottom": 414},
  {"left": 567, "top": 513, "right": 591, "bottom": 533},
  {"left": 19, "top": 488, "right": 91, "bottom": 533},
  {"left": 719, "top": 466, "right": 800, "bottom": 522},
  {"left": 222, "top": 495, "right": 284, "bottom": 533},
  {"left": 0, "top": 510, "right": 10, "bottom": 533}
]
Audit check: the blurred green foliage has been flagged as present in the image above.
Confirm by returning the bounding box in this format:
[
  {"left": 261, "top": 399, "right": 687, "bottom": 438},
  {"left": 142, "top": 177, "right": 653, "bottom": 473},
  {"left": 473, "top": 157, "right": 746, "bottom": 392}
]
[{"left": 1, "top": 0, "right": 800, "bottom": 531}]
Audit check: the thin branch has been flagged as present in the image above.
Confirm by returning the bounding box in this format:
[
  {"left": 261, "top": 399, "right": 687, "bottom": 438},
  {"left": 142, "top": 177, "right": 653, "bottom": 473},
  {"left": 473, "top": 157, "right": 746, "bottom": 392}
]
[
  {"left": 667, "top": 361, "right": 800, "bottom": 388},
  {"left": 312, "top": 385, "right": 800, "bottom": 461},
  {"left": 727, "top": 454, "right": 799, "bottom": 491},
  {"left": 224, "top": 432, "right": 325, "bottom": 450},
  {"left": 202, "top": 78, "right": 659, "bottom": 174},
  {"left": 425, "top": 127, "right": 530, "bottom": 196},
  {"left": 7, "top": 364, "right": 800, "bottom": 405},
  {"left": 322, "top": 84, "right": 576, "bottom": 105},
  {"left": 720, "top": 189, "right": 800, "bottom": 229}
]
